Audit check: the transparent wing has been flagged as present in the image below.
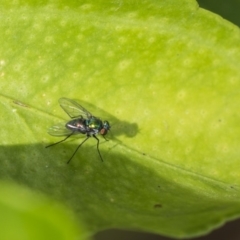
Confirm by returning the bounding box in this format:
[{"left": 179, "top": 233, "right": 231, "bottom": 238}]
[
  {"left": 47, "top": 122, "right": 73, "bottom": 136},
  {"left": 59, "top": 97, "right": 92, "bottom": 119}
]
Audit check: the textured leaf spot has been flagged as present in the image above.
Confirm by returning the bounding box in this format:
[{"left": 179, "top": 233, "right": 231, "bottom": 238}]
[
  {"left": 148, "top": 37, "right": 156, "bottom": 43},
  {"left": 211, "top": 121, "right": 222, "bottom": 130},
  {"left": 41, "top": 75, "right": 50, "bottom": 83},
  {"left": 106, "top": 51, "right": 114, "bottom": 58},
  {"left": 20, "top": 14, "right": 28, "bottom": 21},
  {"left": 155, "top": 60, "right": 164, "bottom": 67},
  {"left": 229, "top": 76, "right": 238, "bottom": 85},
  {"left": 200, "top": 109, "right": 207, "bottom": 118},
  {"left": 33, "top": 23, "right": 43, "bottom": 31},
  {"left": 175, "top": 129, "right": 183, "bottom": 136},
  {"left": 80, "top": 4, "right": 92, "bottom": 11},
  {"left": 153, "top": 129, "right": 161, "bottom": 136},
  {"left": 185, "top": 146, "right": 192, "bottom": 154},
  {"left": 144, "top": 109, "right": 151, "bottom": 116},
  {"left": 77, "top": 34, "right": 83, "bottom": 41},
  {"left": 44, "top": 36, "right": 54, "bottom": 44},
  {"left": 68, "top": 56, "right": 76, "bottom": 63},
  {"left": 37, "top": 59, "right": 45, "bottom": 67},
  {"left": 118, "top": 37, "right": 127, "bottom": 44},
  {"left": 179, "top": 118, "right": 185, "bottom": 125},
  {"left": 177, "top": 90, "right": 186, "bottom": 100},
  {"left": 13, "top": 64, "right": 22, "bottom": 72},
  {"left": 115, "top": 25, "right": 122, "bottom": 31},
  {"left": 215, "top": 143, "right": 229, "bottom": 153},
  {"left": 60, "top": 20, "right": 67, "bottom": 27},
  {"left": 127, "top": 12, "right": 138, "bottom": 19},
  {"left": 134, "top": 71, "right": 142, "bottom": 78},
  {"left": 72, "top": 72, "right": 79, "bottom": 79},
  {"left": 212, "top": 58, "right": 221, "bottom": 66},
  {"left": 118, "top": 59, "right": 132, "bottom": 71},
  {"left": 183, "top": 58, "right": 192, "bottom": 66}
]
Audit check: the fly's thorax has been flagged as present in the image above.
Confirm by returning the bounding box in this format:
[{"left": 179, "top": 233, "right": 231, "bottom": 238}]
[
  {"left": 86, "top": 117, "right": 103, "bottom": 130},
  {"left": 66, "top": 118, "right": 87, "bottom": 133}
]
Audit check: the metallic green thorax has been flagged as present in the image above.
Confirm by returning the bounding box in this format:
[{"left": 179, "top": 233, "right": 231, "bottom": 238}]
[{"left": 86, "top": 118, "right": 102, "bottom": 130}]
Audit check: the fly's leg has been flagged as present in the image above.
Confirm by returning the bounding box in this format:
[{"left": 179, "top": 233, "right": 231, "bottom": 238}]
[
  {"left": 46, "top": 132, "right": 74, "bottom": 148},
  {"left": 93, "top": 135, "right": 103, "bottom": 162},
  {"left": 67, "top": 136, "right": 90, "bottom": 164},
  {"left": 102, "top": 135, "right": 109, "bottom": 141}
]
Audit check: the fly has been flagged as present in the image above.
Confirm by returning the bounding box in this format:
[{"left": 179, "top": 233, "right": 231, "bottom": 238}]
[{"left": 46, "top": 98, "right": 110, "bottom": 164}]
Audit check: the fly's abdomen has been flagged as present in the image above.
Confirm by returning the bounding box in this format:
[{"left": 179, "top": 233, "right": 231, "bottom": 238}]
[{"left": 66, "top": 118, "right": 87, "bottom": 134}]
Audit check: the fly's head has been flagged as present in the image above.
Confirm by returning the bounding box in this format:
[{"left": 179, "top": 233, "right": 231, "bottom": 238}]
[{"left": 100, "top": 120, "right": 110, "bottom": 135}]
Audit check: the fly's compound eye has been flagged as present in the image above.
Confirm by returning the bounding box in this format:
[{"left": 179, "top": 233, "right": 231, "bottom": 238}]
[{"left": 100, "top": 128, "right": 108, "bottom": 135}]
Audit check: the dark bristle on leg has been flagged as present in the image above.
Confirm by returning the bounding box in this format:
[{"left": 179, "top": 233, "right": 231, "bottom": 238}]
[
  {"left": 67, "top": 136, "right": 90, "bottom": 164},
  {"left": 93, "top": 135, "right": 103, "bottom": 162}
]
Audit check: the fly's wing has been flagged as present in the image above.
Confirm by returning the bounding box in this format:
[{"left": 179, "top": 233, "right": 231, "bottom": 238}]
[
  {"left": 47, "top": 122, "right": 73, "bottom": 136},
  {"left": 59, "top": 97, "right": 92, "bottom": 119}
]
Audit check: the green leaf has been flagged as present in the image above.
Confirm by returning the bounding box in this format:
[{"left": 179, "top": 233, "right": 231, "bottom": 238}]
[
  {"left": 1, "top": 0, "right": 240, "bottom": 239},
  {"left": 0, "top": 181, "right": 88, "bottom": 240}
]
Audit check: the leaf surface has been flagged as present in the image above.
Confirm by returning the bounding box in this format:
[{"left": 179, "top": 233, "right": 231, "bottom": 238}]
[{"left": 1, "top": 0, "right": 240, "bottom": 238}]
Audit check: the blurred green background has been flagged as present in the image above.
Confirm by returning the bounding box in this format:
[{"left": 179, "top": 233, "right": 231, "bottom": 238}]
[
  {"left": 94, "top": 0, "right": 240, "bottom": 239},
  {"left": 198, "top": 0, "right": 240, "bottom": 27}
]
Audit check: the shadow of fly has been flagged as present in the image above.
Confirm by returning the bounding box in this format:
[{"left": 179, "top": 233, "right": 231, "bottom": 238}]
[{"left": 46, "top": 98, "right": 110, "bottom": 164}]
